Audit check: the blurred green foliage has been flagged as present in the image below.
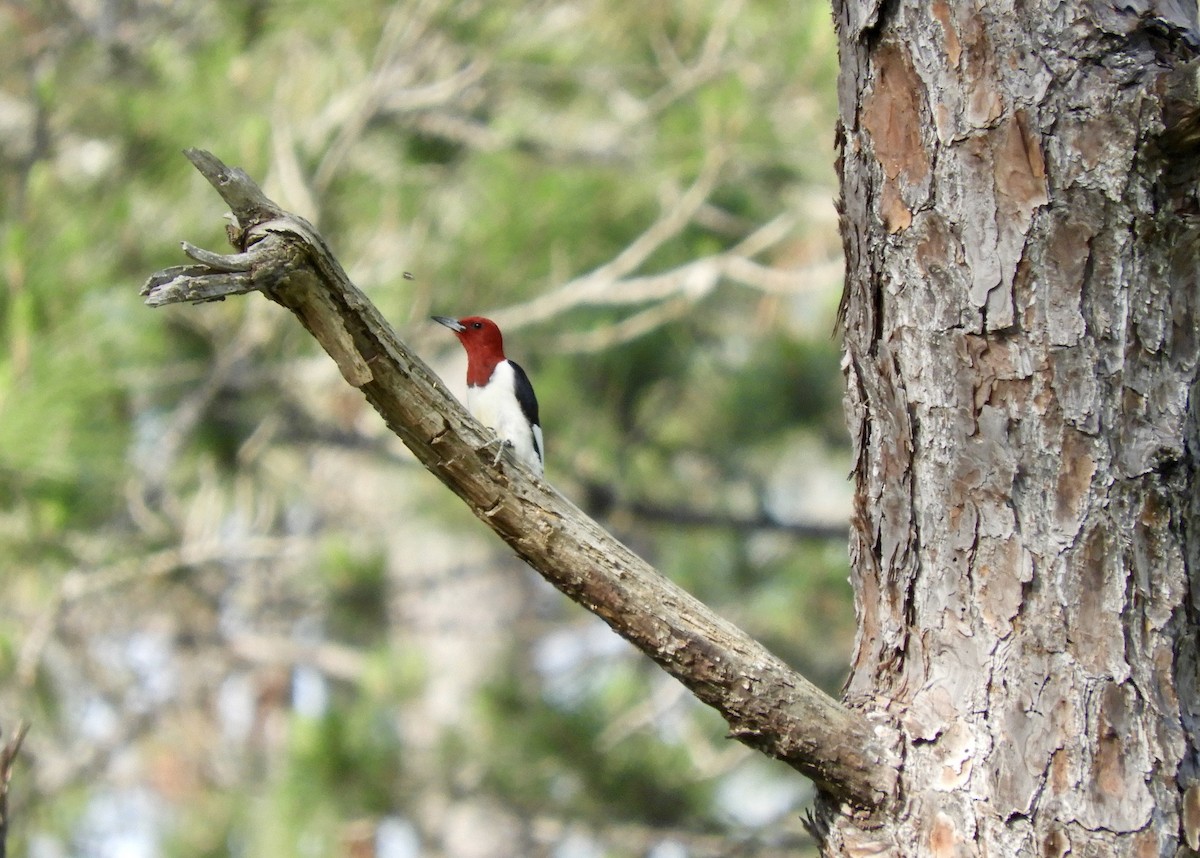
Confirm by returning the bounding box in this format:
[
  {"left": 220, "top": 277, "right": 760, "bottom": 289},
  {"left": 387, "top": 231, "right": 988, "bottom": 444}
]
[
  {"left": 477, "top": 671, "right": 714, "bottom": 827},
  {"left": 1, "top": 1, "right": 845, "bottom": 855}
]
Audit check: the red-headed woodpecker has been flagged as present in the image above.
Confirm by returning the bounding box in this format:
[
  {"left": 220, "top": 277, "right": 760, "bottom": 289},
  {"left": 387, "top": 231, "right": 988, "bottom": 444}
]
[{"left": 432, "top": 315, "right": 544, "bottom": 476}]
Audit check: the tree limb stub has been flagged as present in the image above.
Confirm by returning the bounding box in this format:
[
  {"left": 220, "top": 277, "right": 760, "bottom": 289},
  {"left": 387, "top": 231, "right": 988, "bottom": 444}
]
[{"left": 141, "top": 148, "right": 895, "bottom": 809}]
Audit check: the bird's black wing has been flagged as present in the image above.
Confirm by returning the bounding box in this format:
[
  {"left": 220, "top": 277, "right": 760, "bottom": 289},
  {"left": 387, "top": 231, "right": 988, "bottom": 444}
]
[{"left": 508, "top": 360, "right": 542, "bottom": 458}]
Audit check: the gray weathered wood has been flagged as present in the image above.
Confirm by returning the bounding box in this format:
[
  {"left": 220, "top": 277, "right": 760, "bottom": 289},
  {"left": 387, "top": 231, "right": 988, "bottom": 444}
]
[{"left": 141, "top": 148, "right": 896, "bottom": 809}]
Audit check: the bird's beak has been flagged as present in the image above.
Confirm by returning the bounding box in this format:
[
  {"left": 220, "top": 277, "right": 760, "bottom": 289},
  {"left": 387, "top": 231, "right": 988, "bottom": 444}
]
[{"left": 431, "top": 315, "right": 465, "bottom": 332}]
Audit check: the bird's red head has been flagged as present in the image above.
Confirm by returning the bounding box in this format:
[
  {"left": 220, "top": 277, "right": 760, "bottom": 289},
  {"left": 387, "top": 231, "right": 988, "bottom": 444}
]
[{"left": 432, "top": 315, "right": 506, "bottom": 386}]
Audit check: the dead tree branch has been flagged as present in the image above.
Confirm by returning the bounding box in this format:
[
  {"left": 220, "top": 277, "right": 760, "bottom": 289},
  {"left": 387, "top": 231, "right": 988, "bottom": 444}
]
[{"left": 140, "top": 149, "right": 895, "bottom": 809}]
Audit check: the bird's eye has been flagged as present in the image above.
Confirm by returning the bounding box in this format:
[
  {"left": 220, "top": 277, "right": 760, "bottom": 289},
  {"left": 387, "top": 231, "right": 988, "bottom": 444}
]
[{"left": 472, "top": 322, "right": 483, "bottom": 329}]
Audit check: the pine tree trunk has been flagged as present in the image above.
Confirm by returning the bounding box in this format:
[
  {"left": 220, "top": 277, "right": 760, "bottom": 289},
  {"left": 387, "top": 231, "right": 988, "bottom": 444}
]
[{"left": 828, "top": 2, "right": 1200, "bottom": 853}]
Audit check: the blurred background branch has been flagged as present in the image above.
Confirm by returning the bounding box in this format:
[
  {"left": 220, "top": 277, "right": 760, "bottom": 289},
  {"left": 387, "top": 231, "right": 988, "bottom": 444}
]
[{"left": 0, "top": 722, "right": 29, "bottom": 858}]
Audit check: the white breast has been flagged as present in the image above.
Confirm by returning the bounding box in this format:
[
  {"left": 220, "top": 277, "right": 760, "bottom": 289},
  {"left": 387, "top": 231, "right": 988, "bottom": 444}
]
[{"left": 467, "top": 361, "right": 544, "bottom": 475}]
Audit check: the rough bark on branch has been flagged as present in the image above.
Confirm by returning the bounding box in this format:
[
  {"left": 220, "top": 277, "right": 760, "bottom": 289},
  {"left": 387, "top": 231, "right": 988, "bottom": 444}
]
[{"left": 140, "top": 149, "right": 895, "bottom": 809}]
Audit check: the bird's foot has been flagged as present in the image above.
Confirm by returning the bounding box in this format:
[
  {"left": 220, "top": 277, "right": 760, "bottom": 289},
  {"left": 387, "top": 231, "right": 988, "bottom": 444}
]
[{"left": 478, "top": 436, "right": 511, "bottom": 468}]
